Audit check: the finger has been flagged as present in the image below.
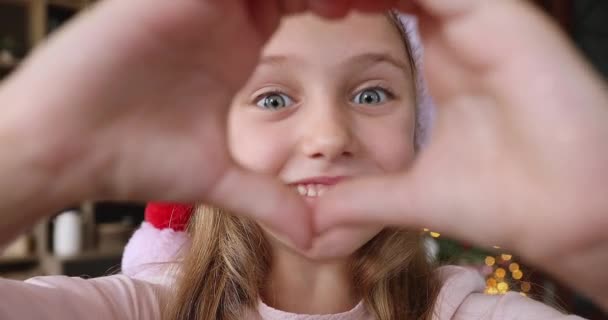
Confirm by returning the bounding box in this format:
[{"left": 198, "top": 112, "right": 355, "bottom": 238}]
[
  {"left": 249, "top": 0, "right": 284, "bottom": 39},
  {"left": 315, "top": 172, "right": 516, "bottom": 250},
  {"left": 397, "top": 0, "right": 480, "bottom": 18},
  {"left": 306, "top": 0, "right": 354, "bottom": 19},
  {"left": 209, "top": 165, "right": 312, "bottom": 249},
  {"left": 344, "top": 0, "right": 477, "bottom": 16},
  {"left": 394, "top": 0, "right": 419, "bottom": 13},
  {"left": 352, "top": 0, "right": 399, "bottom": 13},
  {"left": 315, "top": 173, "right": 434, "bottom": 233},
  {"left": 280, "top": 0, "right": 308, "bottom": 16}
]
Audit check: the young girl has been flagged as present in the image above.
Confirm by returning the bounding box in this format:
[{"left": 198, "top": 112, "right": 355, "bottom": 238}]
[
  {"left": 0, "top": 3, "right": 602, "bottom": 320},
  {"left": 127, "top": 12, "right": 581, "bottom": 320},
  {"left": 145, "top": 13, "right": 442, "bottom": 319}
]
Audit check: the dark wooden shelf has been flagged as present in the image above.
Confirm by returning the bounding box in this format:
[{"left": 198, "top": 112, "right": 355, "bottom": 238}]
[
  {"left": 0, "top": 0, "right": 88, "bottom": 10},
  {"left": 46, "top": 249, "right": 123, "bottom": 263},
  {"left": 48, "top": 0, "right": 88, "bottom": 10},
  {"left": 0, "top": 255, "right": 38, "bottom": 266},
  {"left": 0, "top": 60, "right": 19, "bottom": 70},
  {"left": 41, "top": 249, "right": 124, "bottom": 277}
]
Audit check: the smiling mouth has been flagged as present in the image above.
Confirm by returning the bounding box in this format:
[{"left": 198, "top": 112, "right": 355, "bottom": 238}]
[
  {"left": 294, "top": 184, "right": 328, "bottom": 197},
  {"left": 289, "top": 176, "right": 347, "bottom": 198}
]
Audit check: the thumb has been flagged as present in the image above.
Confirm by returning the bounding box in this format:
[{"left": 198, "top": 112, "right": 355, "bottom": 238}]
[
  {"left": 397, "top": 0, "right": 480, "bottom": 17},
  {"left": 315, "top": 173, "right": 435, "bottom": 234},
  {"left": 208, "top": 165, "right": 312, "bottom": 249}
]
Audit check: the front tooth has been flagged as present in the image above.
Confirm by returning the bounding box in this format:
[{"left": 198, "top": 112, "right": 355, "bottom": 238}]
[
  {"left": 307, "top": 185, "right": 317, "bottom": 197},
  {"left": 297, "top": 185, "right": 308, "bottom": 196}
]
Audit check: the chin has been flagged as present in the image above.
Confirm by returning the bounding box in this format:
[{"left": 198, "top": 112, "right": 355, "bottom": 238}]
[{"left": 287, "top": 226, "right": 384, "bottom": 262}]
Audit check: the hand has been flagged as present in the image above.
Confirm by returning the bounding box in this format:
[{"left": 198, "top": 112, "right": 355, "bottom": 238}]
[
  {"left": 0, "top": 0, "right": 328, "bottom": 247},
  {"left": 315, "top": 0, "right": 608, "bottom": 305},
  {"left": 0, "top": 0, "right": 473, "bottom": 253}
]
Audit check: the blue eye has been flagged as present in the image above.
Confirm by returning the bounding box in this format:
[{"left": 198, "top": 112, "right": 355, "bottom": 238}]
[
  {"left": 353, "top": 87, "right": 392, "bottom": 105},
  {"left": 255, "top": 92, "right": 294, "bottom": 110}
]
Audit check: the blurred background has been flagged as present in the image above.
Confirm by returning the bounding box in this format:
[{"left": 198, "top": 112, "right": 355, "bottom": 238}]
[{"left": 0, "top": 0, "right": 606, "bottom": 319}]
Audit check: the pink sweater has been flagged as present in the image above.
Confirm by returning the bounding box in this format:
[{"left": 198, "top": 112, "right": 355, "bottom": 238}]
[{"left": 0, "top": 265, "right": 585, "bottom": 319}]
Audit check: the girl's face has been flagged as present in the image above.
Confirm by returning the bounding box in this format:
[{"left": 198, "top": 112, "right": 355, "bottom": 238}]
[{"left": 229, "top": 13, "right": 416, "bottom": 260}]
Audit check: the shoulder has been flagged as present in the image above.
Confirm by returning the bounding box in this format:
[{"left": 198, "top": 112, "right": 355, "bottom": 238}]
[
  {"left": 0, "top": 274, "right": 166, "bottom": 320},
  {"left": 26, "top": 273, "right": 169, "bottom": 298},
  {"left": 456, "top": 291, "right": 586, "bottom": 320},
  {"left": 433, "top": 265, "right": 485, "bottom": 318},
  {"left": 433, "top": 266, "right": 586, "bottom": 320}
]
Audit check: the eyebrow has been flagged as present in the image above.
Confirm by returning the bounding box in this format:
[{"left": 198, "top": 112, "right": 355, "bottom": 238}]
[
  {"left": 344, "top": 52, "right": 412, "bottom": 74},
  {"left": 259, "top": 52, "right": 412, "bottom": 77},
  {"left": 259, "top": 55, "right": 290, "bottom": 66}
]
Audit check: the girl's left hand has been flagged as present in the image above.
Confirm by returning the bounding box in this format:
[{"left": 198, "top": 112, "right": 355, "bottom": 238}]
[{"left": 315, "top": 0, "right": 608, "bottom": 308}]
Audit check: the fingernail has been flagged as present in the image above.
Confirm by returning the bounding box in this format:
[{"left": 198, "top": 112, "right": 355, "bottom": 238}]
[{"left": 308, "top": 0, "right": 349, "bottom": 19}]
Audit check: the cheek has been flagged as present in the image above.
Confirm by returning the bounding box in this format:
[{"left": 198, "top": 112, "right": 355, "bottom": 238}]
[
  {"left": 228, "top": 115, "right": 291, "bottom": 174},
  {"left": 356, "top": 116, "right": 416, "bottom": 172}
]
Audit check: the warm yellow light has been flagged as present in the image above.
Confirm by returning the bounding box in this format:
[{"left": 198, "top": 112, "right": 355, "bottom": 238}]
[
  {"left": 485, "top": 287, "right": 499, "bottom": 295},
  {"left": 521, "top": 282, "right": 531, "bottom": 292},
  {"left": 512, "top": 270, "right": 523, "bottom": 280},
  {"left": 485, "top": 256, "right": 496, "bottom": 266},
  {"left": 423, "top": 228, "right": 429, "bottom": 232},
  {"left": 509, "top": 263, "right": 520, "bottom": 272},
  {"left": 486, "top": 278, "right": 497, "bottom": 287},
  {"left": 495, "top": 268, "right": 506, "bottom": 278},
  {"left": 497, "top": 282, "right": 509, "bottom": 293},
  {"left": 430, "top": 232, "right": 441, "bottom": 238},
  {"left": 501, "top": 254, "right": 512, "bottom": 261}
]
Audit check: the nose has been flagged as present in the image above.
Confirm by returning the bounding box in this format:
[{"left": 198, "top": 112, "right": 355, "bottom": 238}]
[{"left": 299, "top": 104, "right": 355, "bottom": 161}]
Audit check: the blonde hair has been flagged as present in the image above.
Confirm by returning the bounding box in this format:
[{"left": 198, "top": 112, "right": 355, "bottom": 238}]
[
  {"left": 165, "top": 13, "right": 440, "bottom": 320},
  {"left": 165, "top": 207, "right": 439, "bottom": 320}
]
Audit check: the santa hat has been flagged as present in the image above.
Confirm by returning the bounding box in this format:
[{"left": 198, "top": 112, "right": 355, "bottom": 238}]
[
  {"left": 121, "top": 202, "right": 193, "bottom": 280},
  {"left": 121, "top": 13, "right": 435, "bottom": 279},
  {"left": 143, "top": 202, "right": 193, "bottom": 231}
]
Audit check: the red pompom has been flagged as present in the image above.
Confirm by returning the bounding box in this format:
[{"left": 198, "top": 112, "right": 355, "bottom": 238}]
[{"left": 144, "top": 202, "right": 194, "bottom": 231}]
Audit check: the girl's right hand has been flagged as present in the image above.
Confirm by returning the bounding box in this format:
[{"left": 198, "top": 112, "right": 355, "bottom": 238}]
[
  {"left": 0, "top": 0, "right": 424, "bottom": 253},
  {"left": 0, "top": 0, "right": 323, "bottom": 247}
]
